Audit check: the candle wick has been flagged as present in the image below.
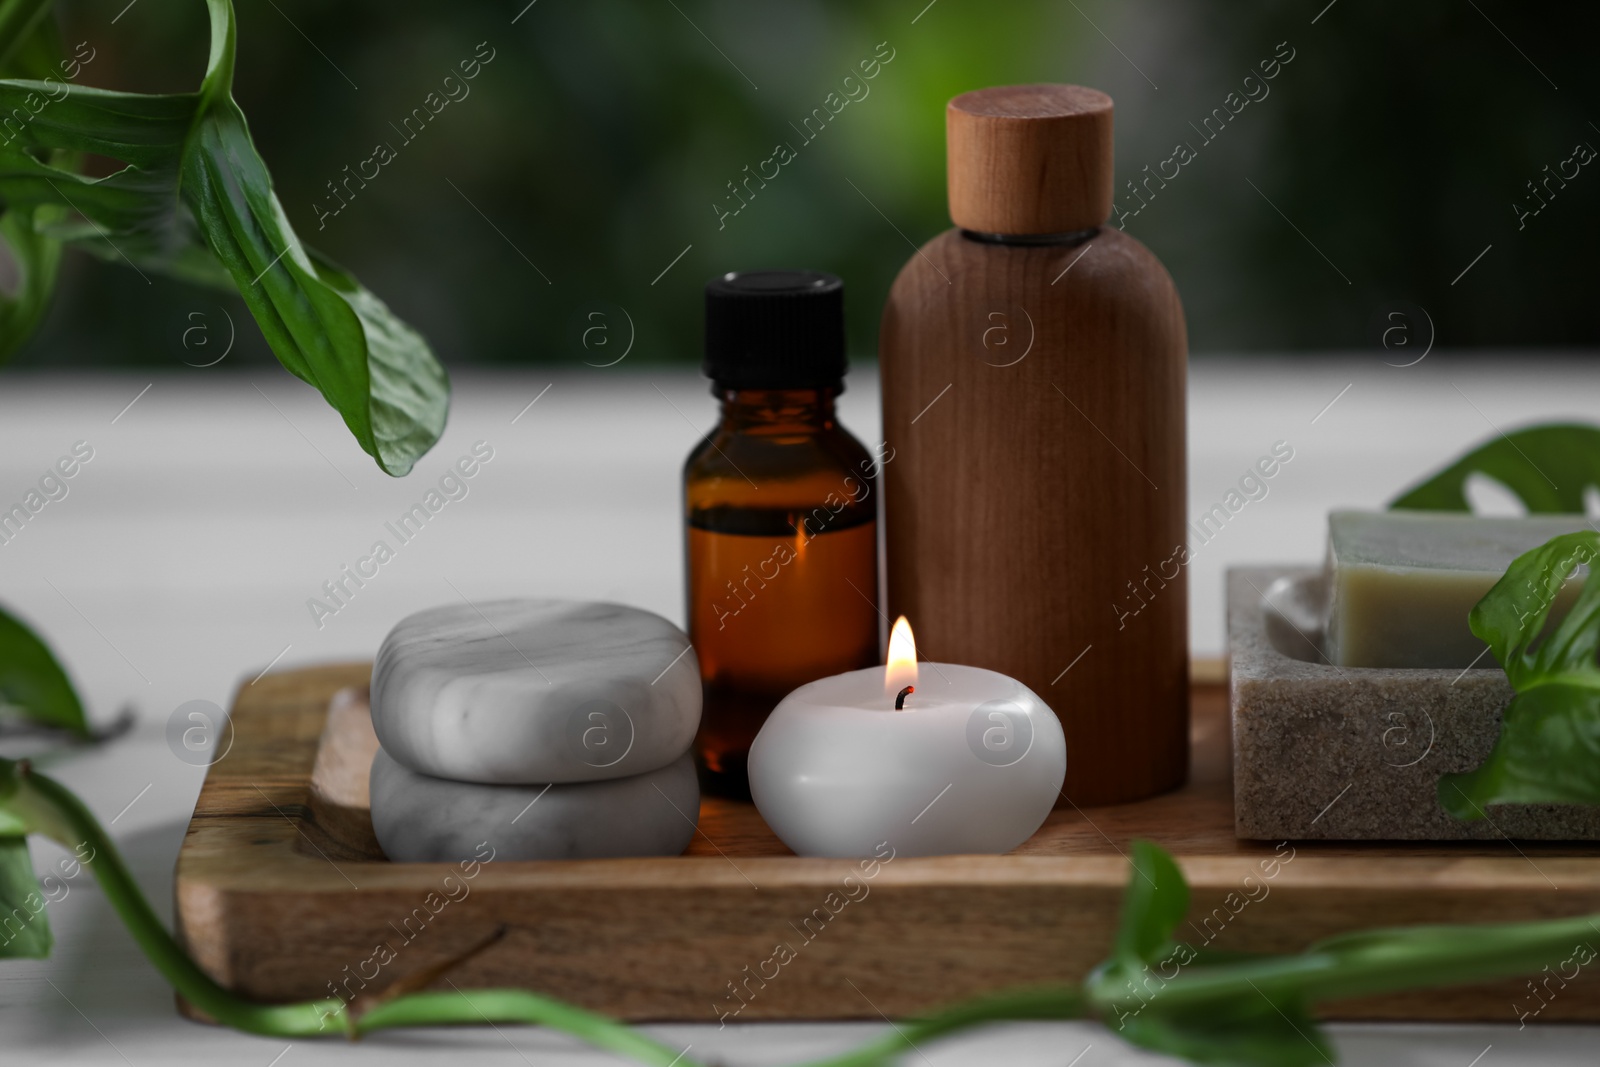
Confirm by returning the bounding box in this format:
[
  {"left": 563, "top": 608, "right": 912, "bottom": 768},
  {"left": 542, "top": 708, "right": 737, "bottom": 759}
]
[{"left": 894, "top": 685, "right": 914, "bottom": 711}]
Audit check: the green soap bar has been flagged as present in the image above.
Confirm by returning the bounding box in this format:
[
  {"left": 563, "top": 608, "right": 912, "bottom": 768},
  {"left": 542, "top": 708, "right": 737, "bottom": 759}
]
[{"left": 1326, "top": 510, "right": 1591, "bottom": 669}]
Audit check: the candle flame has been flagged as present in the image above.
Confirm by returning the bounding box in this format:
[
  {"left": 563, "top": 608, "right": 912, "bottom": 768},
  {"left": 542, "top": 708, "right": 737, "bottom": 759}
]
[{"left": 885, "top": 615, "right": 918, "bottom": 696}]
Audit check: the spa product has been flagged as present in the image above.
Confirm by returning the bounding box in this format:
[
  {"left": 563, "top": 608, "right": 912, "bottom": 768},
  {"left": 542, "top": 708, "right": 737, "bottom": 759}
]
[
  {"left": 370, "top": 599, "right": 699, "bottom": 783},
  {"left": 1230, "top": 565, "right": 1600, "bottom": 840},
  {"left": 371, "top": 749, "right": 701, "bottom": 862},
  {"left": 748, "top": 618, "right": 1065, "bottom": 857},
  {"left": 685, "top": 270, "right": 881, "bottom": 798},
  {"left": 879, "top": 85, "right": 1188, "bottom": 806},
  {"left": 1326, "top": 509, "right": 1589, "bottom": 668}
]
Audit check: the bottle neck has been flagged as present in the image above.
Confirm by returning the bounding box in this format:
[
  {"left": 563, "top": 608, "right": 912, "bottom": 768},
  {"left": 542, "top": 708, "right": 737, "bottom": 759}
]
[
  {"left": 714, "top": 386, "right": 840, "bottom": 433},
  {"left": 959, "top": 225, "right": 1100, "bottom": 247}
]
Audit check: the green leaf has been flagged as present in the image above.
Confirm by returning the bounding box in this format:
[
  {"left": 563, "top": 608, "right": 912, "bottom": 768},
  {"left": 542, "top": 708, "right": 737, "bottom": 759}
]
[
  {"left": 0, "top": 0, "right": 66, "bottom": 363},
  {"left": 0, "top": 0, "right": 450, "bottom": 475},
  {"left": 0, "top": 201, "right": 62, "bottom": 360},
  {"left": 0, "top": 604, "right": 88, "bottom": 738},
  {"left": 1439, "top": 530, "right": 1600, "bottom": 817},
  {"left": 0, "top": 836, "right": 52, "bottom": 958},
  {"left": 1390, "top": 424, "right": 1600, "bottom": 513},
  {"left": 163, "top": 0, "right": 449, "bottom": 476},
  {"left": 1091, "top": 843, "right": 1336, "bottom": 1067},
  {"left": 1116, "top": 995, "right": 1332, "bottom": 1067},
  {"left": 0, "top": 84, "right": 196, "bottom": 303},
  {"left": 1440, "top": 683, "right": 1600, "bottom": 818},
  {"left": 0, "top": 83, "right": 197, "bottom": 168},
  {"left": 0, "top": 149, "right": 180, "bottom": 236},
  {"left": 1472, "top": 531, "right": 1600, "bottom": 684},
  {"left": 1112, "top": 839, "right": 1190, "bottom": 966},
  {"left": 0, "top": 0, "right": 57, "bottom": 73},
  {"left": 178, "top": 95, "right": 449, "bottom": 474}
]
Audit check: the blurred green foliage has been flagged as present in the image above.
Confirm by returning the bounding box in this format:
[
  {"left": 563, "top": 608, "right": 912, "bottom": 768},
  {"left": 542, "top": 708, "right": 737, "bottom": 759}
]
[{"left": 12, "top": 0, "right": 1600, "bottom": 369}]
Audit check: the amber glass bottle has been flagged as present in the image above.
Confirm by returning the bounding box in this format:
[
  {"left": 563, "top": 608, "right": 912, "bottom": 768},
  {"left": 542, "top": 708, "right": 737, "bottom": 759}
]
[{"left": 685, "top": 271, "right": 880, "bottom": 798}]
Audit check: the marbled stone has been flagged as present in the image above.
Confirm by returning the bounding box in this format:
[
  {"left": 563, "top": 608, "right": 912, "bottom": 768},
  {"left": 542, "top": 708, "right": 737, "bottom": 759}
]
[
  {"left": 370, "top": 748, "right": 701, "bottom": 862},
  {"left": 371, "top": 599, "right": 700, "bottom": 784}
]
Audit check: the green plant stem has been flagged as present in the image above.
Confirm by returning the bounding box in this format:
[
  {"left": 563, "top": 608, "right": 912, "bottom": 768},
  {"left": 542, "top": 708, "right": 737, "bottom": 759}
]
[
  {"left": 14, "top": 754, "right": 1600, "bottom": 1067},
  {"left": 9, "top": 765, "right": 335, "bottom": 1034},
  {"left": 6, "top": 763, "right": 703, "bottom": 1063},
  {"left": 797, "top": 986, "right": 1084, "bottom": 1067},
  {"left": 353, "top": 990, "right": 693, "bottom": 1064},
  {"left": 1087, "top": 915, "right": 1600, "bottom": 1016}
]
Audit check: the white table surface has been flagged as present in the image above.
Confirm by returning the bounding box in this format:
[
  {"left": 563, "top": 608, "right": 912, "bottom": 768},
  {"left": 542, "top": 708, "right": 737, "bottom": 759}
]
[{"left": 0, "top": 355, "right": 1593, "bottom": 1065}]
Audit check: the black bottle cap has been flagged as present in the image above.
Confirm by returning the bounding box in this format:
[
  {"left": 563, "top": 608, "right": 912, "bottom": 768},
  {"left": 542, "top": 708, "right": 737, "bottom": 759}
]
[{"left": 703, "top": 270, "right": 846, "bottom": 390}]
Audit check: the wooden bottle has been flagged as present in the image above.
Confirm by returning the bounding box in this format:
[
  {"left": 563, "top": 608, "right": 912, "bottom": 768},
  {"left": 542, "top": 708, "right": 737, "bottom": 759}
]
[{"left": 879, "top": 85, "right": 1188, "bottom": 807}]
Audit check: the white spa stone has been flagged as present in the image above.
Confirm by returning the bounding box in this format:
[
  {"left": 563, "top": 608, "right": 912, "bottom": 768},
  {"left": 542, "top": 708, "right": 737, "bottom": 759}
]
[
  {"left": 1325, "top": 510, "right": 1589, "bottom": 669},
  {"left": 370, "top": 749, "right": 700, "bottom": 862},
  {"left": 370, "top": 599, "right": 700, "bottom": 784}
]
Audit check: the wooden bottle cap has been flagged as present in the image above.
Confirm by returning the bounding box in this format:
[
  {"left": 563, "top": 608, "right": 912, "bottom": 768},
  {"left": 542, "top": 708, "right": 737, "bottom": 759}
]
[{"left": 946, "top": 84, "right": 1114, "bottom": 236}]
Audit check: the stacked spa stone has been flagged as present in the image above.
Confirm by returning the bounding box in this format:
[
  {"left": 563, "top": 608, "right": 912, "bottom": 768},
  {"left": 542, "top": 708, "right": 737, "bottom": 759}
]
[{"left": 368, "top": 600, "right": 702, "bottom": 862}]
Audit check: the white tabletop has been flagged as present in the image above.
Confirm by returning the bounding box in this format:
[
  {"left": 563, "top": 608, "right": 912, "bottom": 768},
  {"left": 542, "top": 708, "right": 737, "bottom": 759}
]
[{"left": 0, "top": 355, "right": 1591, "bottom": 1065}]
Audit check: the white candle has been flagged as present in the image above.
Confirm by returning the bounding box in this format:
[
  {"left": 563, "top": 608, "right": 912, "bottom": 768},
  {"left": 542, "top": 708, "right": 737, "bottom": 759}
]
[{"left": 748, "top": 618, "right": 1066, "bottom": 858}]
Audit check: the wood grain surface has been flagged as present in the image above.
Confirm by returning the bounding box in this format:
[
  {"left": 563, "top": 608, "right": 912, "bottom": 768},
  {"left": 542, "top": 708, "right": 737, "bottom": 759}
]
[
  {"left": 880, "top": 225, "right": 1190, "bottom": 807},
  {"left": 946, "top": 84, "right": 1114, "bottom": 235},
  {"left": 174, "top": 661, "right": 1600, "bottom": 1024}
]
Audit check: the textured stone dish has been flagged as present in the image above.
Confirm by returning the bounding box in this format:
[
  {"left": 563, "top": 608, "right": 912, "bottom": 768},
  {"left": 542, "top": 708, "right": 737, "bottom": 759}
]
[
  {"left": 1229, "top": 566, "right": 1600, "bottom": 841},
  {"left": 370, "top": 599, "right": 700, "bottom": 784},
  {"left": 370, "top": 749, "right": 701, "bottom": 862}
]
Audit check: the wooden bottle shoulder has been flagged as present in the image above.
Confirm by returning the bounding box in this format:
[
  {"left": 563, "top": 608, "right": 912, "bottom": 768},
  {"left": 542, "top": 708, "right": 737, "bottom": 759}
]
[
  {"left": 877, "top": 225, "right": 1189, "bottom": 806},
  {"left": 882, "top": 227, "right": 1186, "bottom": 366}
]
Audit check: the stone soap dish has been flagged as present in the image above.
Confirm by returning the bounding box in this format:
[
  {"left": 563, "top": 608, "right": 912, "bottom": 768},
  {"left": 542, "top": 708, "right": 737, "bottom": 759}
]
[{"left": 1229, "top": 566, "right": 1600, "bottom": 841}]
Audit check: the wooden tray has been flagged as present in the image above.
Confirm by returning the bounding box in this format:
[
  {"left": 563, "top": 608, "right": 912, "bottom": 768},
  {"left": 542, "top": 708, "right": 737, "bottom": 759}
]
[{"left": 175, "top": 661, "right": 1600, "bottom": 1023}]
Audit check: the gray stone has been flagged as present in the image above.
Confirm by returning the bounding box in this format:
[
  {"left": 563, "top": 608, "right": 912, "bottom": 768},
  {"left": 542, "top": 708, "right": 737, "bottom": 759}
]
[
  {"left": 1230, "top": 566, "right": 1600, "bottom": 841},
  {"left": 370, "top": 599, "right": 699, "bottom": 784},
  {"left": 370, "top": 748, "right": 701, "bottom": 862}
]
